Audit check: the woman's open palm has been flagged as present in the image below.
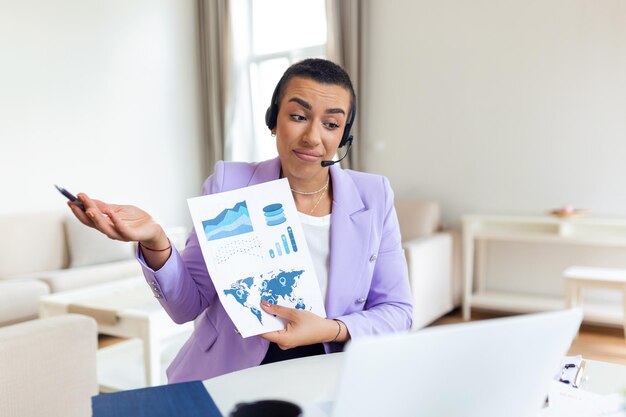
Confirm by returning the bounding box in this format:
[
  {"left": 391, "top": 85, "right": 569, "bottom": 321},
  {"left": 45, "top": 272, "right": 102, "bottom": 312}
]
[{"left": 68, "top": 193, "right": 163, "bottom": 244}]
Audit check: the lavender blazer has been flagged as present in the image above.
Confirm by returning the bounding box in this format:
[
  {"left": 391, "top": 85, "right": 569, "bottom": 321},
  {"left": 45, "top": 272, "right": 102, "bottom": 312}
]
[{"left": 139, "top": 157, "right": 412, "bottom": 382}]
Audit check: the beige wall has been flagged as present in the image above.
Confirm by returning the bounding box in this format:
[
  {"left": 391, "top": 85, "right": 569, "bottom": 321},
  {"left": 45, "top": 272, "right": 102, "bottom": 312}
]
[
  {"left": 4, "top": 1, "right": 625, "bottom": 230},
  {"left": 0, "top": 0, "right": 204, "bottom": 228},
  {"left": 362, "top": 0, "right": 626, "bottom": 225}
]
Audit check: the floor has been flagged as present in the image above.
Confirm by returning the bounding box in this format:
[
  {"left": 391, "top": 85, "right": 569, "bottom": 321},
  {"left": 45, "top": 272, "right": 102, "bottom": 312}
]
[
  {"left": 431, "top": 308, "right": 626, "bottom": 365},
  {"left": 99, "top": 334, "right": 125, "bottom": 349},
  {"left": 98, "top": 308, "right": 626, "bottom": 366}
]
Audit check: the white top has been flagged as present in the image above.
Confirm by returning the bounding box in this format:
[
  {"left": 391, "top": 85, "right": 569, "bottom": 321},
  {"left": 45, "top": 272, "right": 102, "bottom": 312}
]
[{"left": 299, "top": 212, "right": 331, "bottom": 304}]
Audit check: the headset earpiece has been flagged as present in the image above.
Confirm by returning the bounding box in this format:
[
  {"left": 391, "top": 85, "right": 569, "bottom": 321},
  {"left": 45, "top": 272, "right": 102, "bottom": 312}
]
[
  {"left": 265, "top": 105, "right": 276, "bottom": 130},
  {"left": 265, "top": 80, "right": 281, "bottom": 131},
  {"left": 339, "top": 100, "right": 357, "bottom": 148}
]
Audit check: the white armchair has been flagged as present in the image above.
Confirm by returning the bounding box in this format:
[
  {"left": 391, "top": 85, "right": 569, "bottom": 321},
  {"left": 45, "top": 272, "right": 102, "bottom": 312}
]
[
  {"left": 0, "top": 314, "right": 98, "bottom": 417},
  {"left": 395, "top": 199, "right": 458, "bottom": 329}
]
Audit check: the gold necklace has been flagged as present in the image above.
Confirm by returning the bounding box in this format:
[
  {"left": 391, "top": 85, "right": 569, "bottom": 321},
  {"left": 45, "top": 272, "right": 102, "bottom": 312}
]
[
  {"left": 309, "top": 187, "right": 327, "bottom": 215},
  {"left": 290, "top": 177, "right": 330, "bottom": 195}
]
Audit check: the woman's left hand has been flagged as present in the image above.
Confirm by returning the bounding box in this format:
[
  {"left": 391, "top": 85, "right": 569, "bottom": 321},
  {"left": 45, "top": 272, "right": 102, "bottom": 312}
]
[{"left": 259, "top": 301, "right": 342, "bottom": 349}]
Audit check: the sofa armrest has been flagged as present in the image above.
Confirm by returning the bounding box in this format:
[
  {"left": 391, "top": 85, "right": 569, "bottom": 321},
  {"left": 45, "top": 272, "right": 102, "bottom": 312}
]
[
  {"left": 0, "top": 314, "right": 98, "bottom": 417},
  {"left": 10, "top": 259, "right": 142, "bottom": 293},
  {"left": 0, "top": 280, "right": 50, "bottom": 326},
  {"left": 403, "top": 232, "right": 453, "bottom": 329}
]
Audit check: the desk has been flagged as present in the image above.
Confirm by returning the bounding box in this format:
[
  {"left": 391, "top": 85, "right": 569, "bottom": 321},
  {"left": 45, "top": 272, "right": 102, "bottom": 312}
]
[
  {"left": 202, "top": 353, "right": 626, "bottom": 416},
  {"left": 580, "top": 359, "right": 626, "bottom": 395},
  {"left": 203, "top": 353, "right": 341, "bottom": 415}
]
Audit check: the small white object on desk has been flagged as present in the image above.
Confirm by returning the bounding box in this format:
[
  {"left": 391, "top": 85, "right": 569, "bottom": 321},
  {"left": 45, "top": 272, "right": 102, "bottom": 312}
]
[
  {"left": 542, "top": 358, "right": 626, "bottom": 417},
  {"left": 556, "top": 355, "right": 584, "bottom": 388}
]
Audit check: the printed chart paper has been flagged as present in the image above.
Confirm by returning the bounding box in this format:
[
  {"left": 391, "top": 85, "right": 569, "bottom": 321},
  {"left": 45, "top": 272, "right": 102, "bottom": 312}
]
[{"left": 187, "top": 178, "right": 326, "bottom": 337}]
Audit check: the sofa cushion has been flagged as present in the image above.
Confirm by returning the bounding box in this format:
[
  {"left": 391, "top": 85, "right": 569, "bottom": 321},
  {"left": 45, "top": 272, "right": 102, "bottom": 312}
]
[
  {"left": 13, "top": 259, "right": 142, "bottom": 293},
  {"left": 0, "top": 211, "right": 68, "bottom": 278},
  {"left": 64, "top": 216, "right": 135, "bottom": 268}
]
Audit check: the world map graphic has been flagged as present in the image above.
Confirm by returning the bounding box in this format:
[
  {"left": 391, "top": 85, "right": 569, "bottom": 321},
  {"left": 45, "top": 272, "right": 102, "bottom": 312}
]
[{"left": 223, "top": 269, "right": 307, "bottom": 324}]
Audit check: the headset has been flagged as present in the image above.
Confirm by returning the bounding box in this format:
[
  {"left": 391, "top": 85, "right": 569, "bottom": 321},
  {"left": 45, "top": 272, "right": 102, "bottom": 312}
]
[{"left": 264, "top": 78, "right": 357, "bottom": 151}]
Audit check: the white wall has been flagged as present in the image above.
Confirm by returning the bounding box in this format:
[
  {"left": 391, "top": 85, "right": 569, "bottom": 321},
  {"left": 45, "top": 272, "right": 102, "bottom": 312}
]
[
  {"left": 362, "top": 0, "right": 626, "bottom": 225},
  {"left": 0, "top": 0, "right": 204, "bottom": 228}
]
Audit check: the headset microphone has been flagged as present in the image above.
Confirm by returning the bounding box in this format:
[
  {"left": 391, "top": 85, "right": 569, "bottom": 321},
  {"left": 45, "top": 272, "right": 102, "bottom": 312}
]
[{"left": 321, "top": 137, "right": 353, "bottom": 167}]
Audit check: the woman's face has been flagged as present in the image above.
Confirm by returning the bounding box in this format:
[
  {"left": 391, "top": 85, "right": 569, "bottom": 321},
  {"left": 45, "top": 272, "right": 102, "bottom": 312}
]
[{"left": 273, "top": 76, "right": 352, "bottom": 183}]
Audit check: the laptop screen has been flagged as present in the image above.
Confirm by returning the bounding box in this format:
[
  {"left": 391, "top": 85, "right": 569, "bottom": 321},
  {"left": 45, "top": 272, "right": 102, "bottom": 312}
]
[{"left": 328, "top": 309, "right": 582, "bottom": 417}]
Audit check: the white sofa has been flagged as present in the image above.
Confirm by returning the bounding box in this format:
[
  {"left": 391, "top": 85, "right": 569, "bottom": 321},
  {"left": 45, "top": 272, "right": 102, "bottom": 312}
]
[
  {"left": 395, "top": 199, "right": 461, "bottom": 329},
  {"left": 0, "top": 314, "right": 98, "bottom": 417},
  {"left": 0, "top": 206, "right": 454, "bottom": 329},
  {"left": 0, "top": 211, "right": 141, "bottom": 325}
]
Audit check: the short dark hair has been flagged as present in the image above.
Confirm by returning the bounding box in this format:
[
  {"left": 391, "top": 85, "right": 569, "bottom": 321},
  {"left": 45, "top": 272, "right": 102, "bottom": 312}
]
[{"left": 274, "top": 58, "right": 356, "bottom": 117}]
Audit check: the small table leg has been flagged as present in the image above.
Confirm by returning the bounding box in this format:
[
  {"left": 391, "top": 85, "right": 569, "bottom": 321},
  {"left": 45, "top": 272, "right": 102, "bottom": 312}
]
[
  {"left": 565, "top": 282, "right": 581, "bottom": 309},
  {"left": 140, "top": 320, "right": 161, "bottom": 386}
]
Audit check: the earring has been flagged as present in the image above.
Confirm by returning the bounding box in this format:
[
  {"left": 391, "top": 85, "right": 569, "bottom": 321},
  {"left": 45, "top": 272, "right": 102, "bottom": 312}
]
[{"left": 271, "top": 132, "right": 276, "bottom": 138}]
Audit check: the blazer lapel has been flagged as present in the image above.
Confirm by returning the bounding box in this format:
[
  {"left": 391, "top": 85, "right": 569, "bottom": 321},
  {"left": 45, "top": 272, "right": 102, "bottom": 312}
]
[
  {"left": 325, "top": 165, "right": 372, "bottom": 318},
  {"left": 248, "top": 157, "right": 282, "bottom": 186}
]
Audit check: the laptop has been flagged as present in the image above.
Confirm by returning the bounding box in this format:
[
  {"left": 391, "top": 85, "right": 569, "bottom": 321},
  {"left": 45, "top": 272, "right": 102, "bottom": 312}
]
[{"left": 323, "top": 309, "right": 583, "bottom": 417}]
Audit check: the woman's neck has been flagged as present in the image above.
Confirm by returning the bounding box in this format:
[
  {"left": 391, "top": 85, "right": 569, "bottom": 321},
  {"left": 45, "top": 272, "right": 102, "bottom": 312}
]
[
  {"left": 292, "top": 189, "right": 333, "bottom": 216},
  {"left": 280, "top": 169, "right": 330, "bottom": 195},
  {"left": 281, "top": 172, "right": 333, "bottom": 217},
  {"left": 285, "top": 175, "right": 330, "bottom": 195}
]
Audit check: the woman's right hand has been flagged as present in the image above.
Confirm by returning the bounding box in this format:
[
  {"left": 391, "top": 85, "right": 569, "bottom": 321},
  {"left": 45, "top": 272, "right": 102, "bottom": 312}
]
[{"left": 68, "top": 193, "right": 168, "bottom": 249}]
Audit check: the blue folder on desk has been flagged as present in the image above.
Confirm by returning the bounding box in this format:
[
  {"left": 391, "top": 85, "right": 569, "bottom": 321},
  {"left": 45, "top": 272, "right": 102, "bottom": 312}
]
[{"left": 92, "top": 381, "right": 223, "bottom": 417}]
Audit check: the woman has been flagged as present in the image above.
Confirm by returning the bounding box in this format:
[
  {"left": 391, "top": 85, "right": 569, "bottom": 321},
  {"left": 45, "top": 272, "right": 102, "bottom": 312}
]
[{"left": 69, "top": 58, "right": 412, "bottom": 382}]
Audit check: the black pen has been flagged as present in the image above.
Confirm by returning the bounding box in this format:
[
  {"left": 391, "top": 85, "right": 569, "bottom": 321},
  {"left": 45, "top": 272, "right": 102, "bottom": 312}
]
[{"left": 54, "top": 184, "right": 86, "bottom": 211}]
